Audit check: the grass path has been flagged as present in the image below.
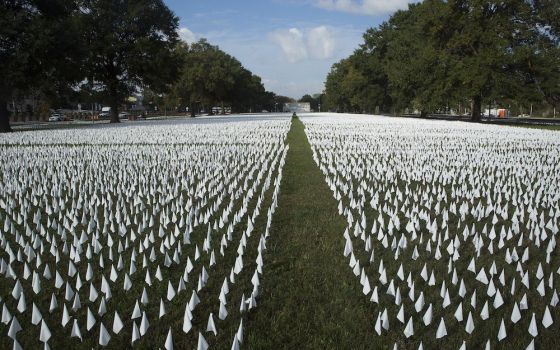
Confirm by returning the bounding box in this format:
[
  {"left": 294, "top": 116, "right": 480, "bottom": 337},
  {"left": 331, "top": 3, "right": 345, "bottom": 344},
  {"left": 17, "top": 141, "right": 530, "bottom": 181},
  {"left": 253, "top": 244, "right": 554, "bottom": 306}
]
[{"left": 243, "top": 117, "right": 374, "bottom": 349}]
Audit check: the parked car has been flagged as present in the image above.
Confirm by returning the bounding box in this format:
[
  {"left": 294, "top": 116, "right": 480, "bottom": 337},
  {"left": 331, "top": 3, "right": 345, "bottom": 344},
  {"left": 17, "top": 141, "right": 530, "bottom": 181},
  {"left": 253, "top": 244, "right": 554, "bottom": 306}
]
[
  {"left": 98, "top": 107, "right": 111, "bottom": 118},
  {"left": 119, "top": 112, "right": 129, "bottom": 118},
  {"left": 49, "top": 113, "right": 64, "bottom": 122}
]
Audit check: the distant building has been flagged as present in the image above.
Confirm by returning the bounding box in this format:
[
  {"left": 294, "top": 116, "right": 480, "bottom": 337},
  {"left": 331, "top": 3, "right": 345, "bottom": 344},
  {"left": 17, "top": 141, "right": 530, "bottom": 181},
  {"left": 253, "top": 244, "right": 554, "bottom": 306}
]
[{"left": 284, "top": 102, "right": 310, "bottom": 113}]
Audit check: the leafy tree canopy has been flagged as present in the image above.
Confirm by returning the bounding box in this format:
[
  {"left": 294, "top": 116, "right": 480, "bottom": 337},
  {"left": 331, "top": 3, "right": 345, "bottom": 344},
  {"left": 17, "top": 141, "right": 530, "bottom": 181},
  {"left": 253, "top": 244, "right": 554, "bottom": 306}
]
[
  {"left": 324, "top": 0, "right": 560, "bottom": 121},
  {"left": 170, "top": 39, "right": 277, "bottom": 116},
  {"left": 79, "top": 0, "right": 183, "bottom": 123}
]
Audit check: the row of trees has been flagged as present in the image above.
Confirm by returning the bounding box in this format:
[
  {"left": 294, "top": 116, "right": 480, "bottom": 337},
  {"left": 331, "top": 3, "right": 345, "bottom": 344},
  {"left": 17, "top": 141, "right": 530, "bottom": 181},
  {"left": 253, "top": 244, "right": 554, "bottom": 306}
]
[
  {"left": 1, "top": 0, "right": 182, "bottom": 132},
  {"left": 0, "top": 1, "right": 281, "bottom": 132},
  {"left": 155, "top": 40, "right": 283, "bottom": 117},
  {"left": 324, "top": 0, "right": 560, "bottom": 121}
]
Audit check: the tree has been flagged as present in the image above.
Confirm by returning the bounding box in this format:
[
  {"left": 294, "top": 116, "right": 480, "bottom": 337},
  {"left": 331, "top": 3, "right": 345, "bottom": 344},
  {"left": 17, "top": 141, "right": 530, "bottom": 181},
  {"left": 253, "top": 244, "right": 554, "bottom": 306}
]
[
  {"left": 231, "top": 72, "right": 270, "bottom": 113},
  {"left": 0, "top": 0, "right": 82, "bottom": 132},
  {"left": 172, "top": 39, "right": 274, "bottom": 117},
  {"left": 324, "top": 49, "right": 391, "bottom": 114},
  {"left": 324, "top": 58, "right": 351, "bottom": 112},
  {"left": 79, "top": 0, "right": 182, "bottom": 123},
  {"left": 324, "top": 0, "right": 560, "bottom": 121},
  {"left": 377, "top": 1, "right": 453, "bottom": 116},
  {"left": 172, "top": 40, "right": 228, "bottom": 117},
  {"left": 531, "top": 0, "right": 560, "bottom": 109},
  {"left": 437, "top": 0, "right": 558, "bottom": 121}
]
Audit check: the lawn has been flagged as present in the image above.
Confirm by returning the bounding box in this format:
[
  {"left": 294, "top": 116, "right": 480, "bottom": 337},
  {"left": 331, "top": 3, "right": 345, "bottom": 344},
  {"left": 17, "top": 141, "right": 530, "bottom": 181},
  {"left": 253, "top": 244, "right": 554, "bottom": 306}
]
[
  {"left": 1, "top": 114, "right": 559, "bottom": 349},
  {"left": 244, "top": 117, "right": 376, "bottom": 349}
]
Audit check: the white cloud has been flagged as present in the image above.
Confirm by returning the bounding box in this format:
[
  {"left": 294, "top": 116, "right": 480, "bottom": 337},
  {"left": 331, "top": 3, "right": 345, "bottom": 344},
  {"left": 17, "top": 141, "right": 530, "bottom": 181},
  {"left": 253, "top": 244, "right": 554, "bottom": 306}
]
[
  {"left": 270, "top": 26, "right": 336, "bottom": 63},
  {"left": 315, "top": 0, "right": 414, "bottom": 15},
  {"left": 307, "top": 26, "right": 335, "bottom": 60},
  {"left": 270, "top": 28, "right": 308, "bottom": 63},
  {"left": 178, "top": 27, "right": 196, "bottom": 44}
]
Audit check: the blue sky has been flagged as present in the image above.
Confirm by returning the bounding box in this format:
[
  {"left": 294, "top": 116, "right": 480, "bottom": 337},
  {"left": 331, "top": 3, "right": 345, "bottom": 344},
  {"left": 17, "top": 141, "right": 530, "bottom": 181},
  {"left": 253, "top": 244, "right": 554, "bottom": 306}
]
[{"left": 164, "top": 0, "right": 417, "bottom": 98}]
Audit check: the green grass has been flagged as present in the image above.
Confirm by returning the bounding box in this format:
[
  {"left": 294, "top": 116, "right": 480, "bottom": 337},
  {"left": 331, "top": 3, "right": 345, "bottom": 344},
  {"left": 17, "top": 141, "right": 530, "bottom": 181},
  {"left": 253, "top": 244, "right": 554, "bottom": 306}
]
[{"left": 244, "top": 118, "right": 377, "bottom": 349}]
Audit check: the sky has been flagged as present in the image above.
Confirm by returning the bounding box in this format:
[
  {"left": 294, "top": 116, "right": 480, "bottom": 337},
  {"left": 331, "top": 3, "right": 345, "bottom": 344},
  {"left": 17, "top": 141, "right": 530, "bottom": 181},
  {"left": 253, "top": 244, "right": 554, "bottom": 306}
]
[{"left": 165, "top": 0, "right": 417, "bottom": 99}]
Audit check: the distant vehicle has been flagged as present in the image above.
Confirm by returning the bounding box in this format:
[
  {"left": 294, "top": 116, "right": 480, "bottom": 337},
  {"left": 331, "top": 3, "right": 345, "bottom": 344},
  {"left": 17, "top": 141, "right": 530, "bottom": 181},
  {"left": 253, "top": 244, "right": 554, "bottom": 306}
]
[
  {"left": 49, "top": 113, "right": 64, "bottom": 122},
  {"left": 98, "top": 107, "right": 111, "bottom": 118},
  {"left": 119, "top": 112, "right": 129, "bottom": 118}
]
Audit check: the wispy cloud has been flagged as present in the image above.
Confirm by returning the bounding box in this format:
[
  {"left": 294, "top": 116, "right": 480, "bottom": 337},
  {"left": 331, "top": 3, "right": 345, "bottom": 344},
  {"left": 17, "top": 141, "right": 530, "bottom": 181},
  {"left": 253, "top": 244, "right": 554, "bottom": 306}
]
[
  {"left": 270, "top": 26, "right": 336, "bottom": 63},
  {"left": 270, "top": 28, "right": 309, "bottom": 63},
  {"left": 314, "top": 0, "right": 414, "bottom": 16}
]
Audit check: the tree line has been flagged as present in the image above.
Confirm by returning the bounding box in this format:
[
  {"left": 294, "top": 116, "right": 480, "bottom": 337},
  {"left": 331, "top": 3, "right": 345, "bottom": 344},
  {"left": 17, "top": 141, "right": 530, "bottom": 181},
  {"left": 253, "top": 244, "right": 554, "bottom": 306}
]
[
  {"left": 153, "top": 39, "right": 287, "bottom": 118},
  {"left": 0, "top": 0, "right": 285, "bottom": 132},
  {"left": 324, "top": 0, "right": 560, "bottom": 121}
]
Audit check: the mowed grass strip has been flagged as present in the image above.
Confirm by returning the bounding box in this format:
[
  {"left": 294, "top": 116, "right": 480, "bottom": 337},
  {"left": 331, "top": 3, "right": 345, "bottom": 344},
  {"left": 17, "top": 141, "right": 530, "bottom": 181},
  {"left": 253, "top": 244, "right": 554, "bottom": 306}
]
[{"left": 243, "top": 117, "right": 374, "bottom": 349}]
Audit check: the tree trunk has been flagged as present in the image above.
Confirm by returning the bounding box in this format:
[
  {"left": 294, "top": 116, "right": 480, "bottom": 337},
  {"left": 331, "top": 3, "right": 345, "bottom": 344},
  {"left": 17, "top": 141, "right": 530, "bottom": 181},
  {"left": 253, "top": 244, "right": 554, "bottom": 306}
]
[
  {"left": 420, "top": 110, "right": 428, "bottom": 118},
  {"left": 109, "top": 87, "right": 120, "bottom": 123},
  {"left": 190, "top": 103, "right": 195, "bottom": 118},
  {"left": 471, "top": 95, "right": 482, "bottom": 122},
  {"left": 0, "top": 96, "right": 12, "bottom": 133}
]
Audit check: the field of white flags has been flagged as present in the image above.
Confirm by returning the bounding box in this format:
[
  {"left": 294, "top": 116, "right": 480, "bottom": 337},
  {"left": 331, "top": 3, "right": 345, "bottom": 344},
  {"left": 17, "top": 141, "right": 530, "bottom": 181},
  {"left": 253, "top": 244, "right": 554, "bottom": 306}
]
[
  {"left": 303, "top": 115, "right": 560, "bottom": 349},
  {"left": 0, "top": 117, "right": 290, "bottom": 349}
]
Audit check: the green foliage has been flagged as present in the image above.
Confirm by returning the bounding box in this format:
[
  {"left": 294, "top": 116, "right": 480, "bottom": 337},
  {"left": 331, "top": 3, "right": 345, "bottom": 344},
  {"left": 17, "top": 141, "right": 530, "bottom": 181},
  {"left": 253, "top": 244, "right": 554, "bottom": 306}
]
[
  {"left": 170, "top": 39, "right": 275, "bottom": 116},
  {"left": 0, "top": 0, "right": 182, "bottom": 129},
  {"left": 324, "top": 50, "right": 391, "bottom": 114},
  {"left": 380, "top": 1, "right": 454, "bottom": 114},
  {"left": 79, "top": 0, "right": 182, "bottom": 122},
  {"left": 0, "top": 0, "right": 82, "bottom": 131},
  {"left": 323, "top": 0, "right": 560, "bottom": 121}
]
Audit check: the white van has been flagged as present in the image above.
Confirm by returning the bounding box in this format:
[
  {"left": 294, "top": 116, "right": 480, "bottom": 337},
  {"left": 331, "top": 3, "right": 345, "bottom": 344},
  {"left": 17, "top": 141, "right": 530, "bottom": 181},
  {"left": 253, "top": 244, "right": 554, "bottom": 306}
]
[{"left": 99, "top": 107, "right": 111, "bottom": 118}]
